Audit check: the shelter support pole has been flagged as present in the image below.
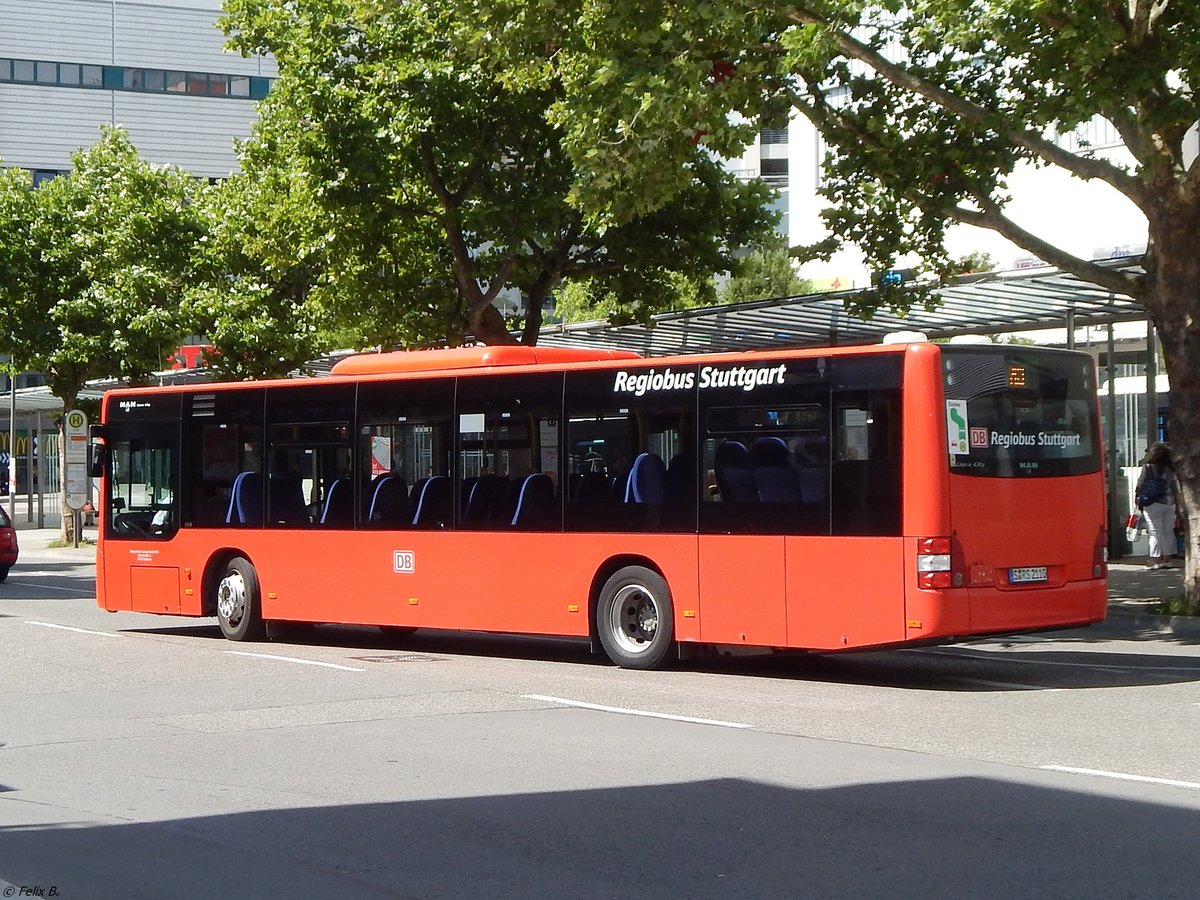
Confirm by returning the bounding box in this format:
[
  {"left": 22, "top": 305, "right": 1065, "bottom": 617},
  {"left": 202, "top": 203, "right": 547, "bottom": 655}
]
[
  {"left": 1146, "top": 318, "right": 1158, "bottom": 448},
  {"left": 36, "top": 411, "right": 44, "bottom": 528},
  {"left": 1107, "top": 324, "right": 1122, "bottom": 558},
  {"left": 1065, "top": 307, "right": 1076, "bottom": 350},
  {"left": 24, "top": 410, "right": 32, "bottom": 522}
]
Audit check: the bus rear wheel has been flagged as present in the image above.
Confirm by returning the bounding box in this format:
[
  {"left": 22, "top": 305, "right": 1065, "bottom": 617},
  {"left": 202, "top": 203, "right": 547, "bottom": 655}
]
[
  {"left": 596, "top": 566, "right": 675, "bottom": 670},
  {"left": 215, "top": 556, "right": 265, "bottom": 642}
]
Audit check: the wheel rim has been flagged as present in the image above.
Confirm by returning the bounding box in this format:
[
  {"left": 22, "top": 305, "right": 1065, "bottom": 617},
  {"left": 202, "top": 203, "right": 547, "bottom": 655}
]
[
  {"left": 608, "top": 583, "right": 660, "bottom": 655},
  {"left": 217, "top": 570, "right": 246, "bottom": 628}
]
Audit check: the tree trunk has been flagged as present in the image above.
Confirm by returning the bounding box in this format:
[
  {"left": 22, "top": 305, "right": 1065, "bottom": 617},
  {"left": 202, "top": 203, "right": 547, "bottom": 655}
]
[
  {"left": 58, "top": 405, "right": 77, "bottom": 545},
  {"left": 468, "top": 302, "right": 520, "bottom": 346},
  {"left": 1146, "top": 218, "right": 1200, "bottom": 612}
]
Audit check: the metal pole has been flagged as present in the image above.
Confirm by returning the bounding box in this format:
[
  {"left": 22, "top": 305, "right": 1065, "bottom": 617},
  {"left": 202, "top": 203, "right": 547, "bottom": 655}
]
[
  {"left": 1066, "top": 307, "right": 1076, "bottom": 351},
  {"left": 1107, "top": 324, "right": 1122, "bottom": 558},
  {"left": 1146, "top": 318, "right": 1158, "bottom": 446},
  {"left": 24, "top": 410, "right": 33, "bottom": 523},
  {"left": 36, "top": 411, "right": 44, "bottom": 528}
]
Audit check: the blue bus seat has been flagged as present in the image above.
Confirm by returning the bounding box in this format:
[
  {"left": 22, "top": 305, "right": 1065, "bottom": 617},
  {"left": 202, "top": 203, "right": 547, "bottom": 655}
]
[
  {"left": 368, "top": 475, "right": 410, "bottom": 525},
  {"left": 625, "top": 452, "right": 666, "bottom": 504},
  {"left": 319, "top": 477, "right": 354, "bottom": 526},
  {"left": 714, "top": 440, "right": 757, "bottom": 502},
  {"left": 412, "top": 475, "right": 451, "bottom": 527},
  {"left": 511, "top": 473, "right": 555, "bottom": 528},
  {"left": 225, "top": 471, "right": 262, "bottom": 525},
  {"left": 751, "top": 437, "right": 802, "bottom": 503}
]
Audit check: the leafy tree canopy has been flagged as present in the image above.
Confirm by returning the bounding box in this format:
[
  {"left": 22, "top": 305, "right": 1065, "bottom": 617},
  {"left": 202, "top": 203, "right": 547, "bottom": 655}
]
[
  {"left": 221, "top": 0, "right": 778, "bottom": 346},
  {"left": 0, "top": 126, "right": 204, "bottom": 409},
  {"left": 719, "top": 234, "right": 814, "bottom": 305}
]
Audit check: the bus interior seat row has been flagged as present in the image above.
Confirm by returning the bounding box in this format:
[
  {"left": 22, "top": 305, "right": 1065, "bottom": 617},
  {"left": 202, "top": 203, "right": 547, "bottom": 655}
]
[{"left": 714, "top": 437, "right": 821, "bottom": 504}]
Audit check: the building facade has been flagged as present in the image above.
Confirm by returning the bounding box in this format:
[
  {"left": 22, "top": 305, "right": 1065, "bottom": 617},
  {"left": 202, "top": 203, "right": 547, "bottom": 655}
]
[{"left": 0, "top": 0, "right": 274, "bottom": 180}]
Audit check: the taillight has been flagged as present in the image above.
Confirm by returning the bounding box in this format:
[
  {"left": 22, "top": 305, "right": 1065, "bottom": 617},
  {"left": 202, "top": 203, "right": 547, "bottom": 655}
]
[
  {"left": 917, "top": 536, "right": 964, "bottom": 589},
  {"left": 1093, "top": 528, "right": 1108, "bottom": 579}
]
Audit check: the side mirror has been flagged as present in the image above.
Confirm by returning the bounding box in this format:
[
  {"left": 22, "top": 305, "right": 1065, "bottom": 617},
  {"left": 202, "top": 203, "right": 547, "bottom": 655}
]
[{"left": 89, "top": 442, "right": 108, "bottom": 478}]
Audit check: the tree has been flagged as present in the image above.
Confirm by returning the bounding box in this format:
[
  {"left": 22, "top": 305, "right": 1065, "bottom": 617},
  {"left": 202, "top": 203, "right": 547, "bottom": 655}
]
[
  {"left": 221, "top": 0, "right": 777, "bottom": 347},
  {"left": 719, "top": 235, "right": 814, "bottom": 305},
  {"left": 554, "top": 272, "right": 713, "bottom": 325},
  {"left": 0, "top": 127, "right": 205, "bottom": 539},
  {"left": 466, "top": 0, "right": 1200, "bottom": 611}
]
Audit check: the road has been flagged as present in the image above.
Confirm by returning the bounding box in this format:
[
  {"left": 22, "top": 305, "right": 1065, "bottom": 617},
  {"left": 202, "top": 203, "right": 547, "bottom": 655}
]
[{"left": 2, "top": 545, "right": 1199, "bottom": 898}]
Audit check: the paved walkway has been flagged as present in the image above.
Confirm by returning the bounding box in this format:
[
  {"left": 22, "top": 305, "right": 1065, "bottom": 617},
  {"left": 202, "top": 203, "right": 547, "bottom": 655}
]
[{"left": 9, "top": 516, "right": 1199, "bottom": 635}]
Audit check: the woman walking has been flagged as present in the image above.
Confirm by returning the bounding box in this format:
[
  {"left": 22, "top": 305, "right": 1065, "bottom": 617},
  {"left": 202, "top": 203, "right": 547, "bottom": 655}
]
[{"left": 1135, "top": 442, "right": 1181, "bottom": 569}]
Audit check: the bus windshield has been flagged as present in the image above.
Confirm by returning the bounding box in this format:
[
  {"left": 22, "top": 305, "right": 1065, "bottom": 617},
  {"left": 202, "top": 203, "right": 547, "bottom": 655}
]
[{"left": 942, "top": 346, "right": 1100, "bottom": 477}]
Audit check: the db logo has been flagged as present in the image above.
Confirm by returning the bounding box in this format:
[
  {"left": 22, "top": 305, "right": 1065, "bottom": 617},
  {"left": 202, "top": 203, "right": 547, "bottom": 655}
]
[
  {"left": 969, "top": 427, "right": 989, "bottom": 448},
  {"left": 393, "top": 551, "right": 415, "bottom": 574}
]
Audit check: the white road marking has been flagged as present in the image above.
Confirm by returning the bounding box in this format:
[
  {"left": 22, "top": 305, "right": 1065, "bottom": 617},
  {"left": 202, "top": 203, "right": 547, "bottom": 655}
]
[
  {"left": 26, "top": 620, "right": 121, "bottom": 638},
  {"left": 1041, "top": 765, "right": 1200, "bottom": 791},
  {"left": 523, "top": 694, "right": 752, "bottom": 729},
  {"left": 223, "top": 650, "right": 365, "bottom": 672},
  {"left": 4, "top": 580, "right": 93, "bottom": 595}
]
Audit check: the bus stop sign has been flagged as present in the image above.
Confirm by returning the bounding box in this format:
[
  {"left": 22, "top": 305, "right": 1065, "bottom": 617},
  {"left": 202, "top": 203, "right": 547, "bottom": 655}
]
[{"left": 64, "top": 409, "right": 89, "bottom": 511}]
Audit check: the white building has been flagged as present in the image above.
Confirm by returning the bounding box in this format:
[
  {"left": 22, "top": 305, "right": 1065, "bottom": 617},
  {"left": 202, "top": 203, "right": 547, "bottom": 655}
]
[
  {"left": 731, "top": 115, "right": 1151, "bottom": 291},
  {"left": 0, "top": 0, "right": 274, "bottom": 180}
]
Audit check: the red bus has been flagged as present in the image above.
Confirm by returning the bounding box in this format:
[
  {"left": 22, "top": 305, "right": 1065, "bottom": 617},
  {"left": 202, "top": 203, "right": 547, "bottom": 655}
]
[{"left": 92, "top": 340, "right": 1107, "bottom": 669}]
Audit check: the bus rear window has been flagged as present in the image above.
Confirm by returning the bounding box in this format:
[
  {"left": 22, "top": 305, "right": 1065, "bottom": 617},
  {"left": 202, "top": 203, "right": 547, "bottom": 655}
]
[{"left": 942, "top": 347, "right": 1100, "bottom": 477}]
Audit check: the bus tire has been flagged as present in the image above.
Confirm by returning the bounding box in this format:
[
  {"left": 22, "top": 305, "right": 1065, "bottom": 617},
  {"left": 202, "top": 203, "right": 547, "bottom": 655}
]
[
  {"left": 215, "top": 556, "right": 266, "bottom": 642},
  {"left": 0, "top": 565, "right": 8, "bottom": 583},
  {"left": 596, "top": 566, "right": 675, "bottom": 670}
]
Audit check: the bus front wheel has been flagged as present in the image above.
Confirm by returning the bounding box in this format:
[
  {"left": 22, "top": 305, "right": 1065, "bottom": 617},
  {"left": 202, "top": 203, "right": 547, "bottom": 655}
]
[
  {"left": 215, "top": 556, "right": 266, "bottom": 642},
  {"left": 596, "top": 566, "right": 675, "bottom": 670}
]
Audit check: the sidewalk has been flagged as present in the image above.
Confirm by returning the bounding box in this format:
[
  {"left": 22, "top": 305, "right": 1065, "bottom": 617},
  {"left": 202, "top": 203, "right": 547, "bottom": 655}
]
[{"left": 8, "top": 514, "right": 1199, "bottom": 635}]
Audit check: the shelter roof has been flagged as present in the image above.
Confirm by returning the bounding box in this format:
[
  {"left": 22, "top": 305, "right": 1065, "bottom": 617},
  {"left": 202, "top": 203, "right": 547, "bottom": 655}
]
[{"left": 534, "top": 256, "right": 1145, "bottom": 356}]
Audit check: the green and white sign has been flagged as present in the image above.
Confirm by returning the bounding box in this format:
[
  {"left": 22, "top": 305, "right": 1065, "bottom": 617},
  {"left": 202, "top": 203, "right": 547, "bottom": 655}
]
[
  {"left": 946, "top": 400, "right": 968, "bottom": 456},
  {"left": 64, "top": 408, "right": 89, "bottom": 510}
]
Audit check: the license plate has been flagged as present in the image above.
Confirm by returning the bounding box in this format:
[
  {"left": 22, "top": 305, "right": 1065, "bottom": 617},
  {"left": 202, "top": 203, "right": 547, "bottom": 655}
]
[{"left": 1009, "top": 566, "right": 1048, "bottom": 584}]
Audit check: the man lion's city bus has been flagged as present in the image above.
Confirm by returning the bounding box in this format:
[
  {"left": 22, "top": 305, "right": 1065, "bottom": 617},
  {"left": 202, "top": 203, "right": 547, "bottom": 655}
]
[{"left": 92, "top": 340, "right": 1107, "bottom": 669}]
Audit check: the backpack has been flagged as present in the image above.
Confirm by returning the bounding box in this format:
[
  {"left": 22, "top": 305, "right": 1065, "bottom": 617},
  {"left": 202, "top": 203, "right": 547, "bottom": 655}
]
[{"left": 1136, "top": 467, "right": 1169, "bottom": 507}]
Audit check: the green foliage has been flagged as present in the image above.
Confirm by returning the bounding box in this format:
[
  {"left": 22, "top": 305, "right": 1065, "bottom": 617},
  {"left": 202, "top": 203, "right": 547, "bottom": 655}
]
[
  {"left": 720, "top": 236, "right": 814, "bottom": 305},
  {"left": 0, "top": 127, "right": 204, "bottom": 407},
  {"left": 554, "top": 271, "right": 713, "bottom": 325},
  {"left": 946, "top": 252, "right": 998, "bottom": 276},
  {"left": 221, "top": 0, "right": 777, "bottom": 346}
]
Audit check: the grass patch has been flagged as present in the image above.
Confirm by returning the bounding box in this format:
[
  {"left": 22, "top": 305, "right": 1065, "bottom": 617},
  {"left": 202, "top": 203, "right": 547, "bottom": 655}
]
[
  {"left": 1155, "top": 595, "right": 1199, "bottom": 616},
  {"left": 46, "top": 538, "right": 97, "bottom": 548}
]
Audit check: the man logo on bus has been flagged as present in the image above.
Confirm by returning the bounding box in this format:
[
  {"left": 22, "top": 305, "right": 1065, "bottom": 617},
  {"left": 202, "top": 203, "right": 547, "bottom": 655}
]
[{"left": 970, "top": 427, "right": 989, "bottom": 448}]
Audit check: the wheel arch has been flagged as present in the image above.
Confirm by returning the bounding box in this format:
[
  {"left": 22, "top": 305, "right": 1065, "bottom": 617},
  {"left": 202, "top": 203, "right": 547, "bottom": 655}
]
[
  {"left": 588, "top": 554, "right": 667, "bottom": 640},
  {"left": 201, "top": 547, "right": 256, "bottom": 616}
]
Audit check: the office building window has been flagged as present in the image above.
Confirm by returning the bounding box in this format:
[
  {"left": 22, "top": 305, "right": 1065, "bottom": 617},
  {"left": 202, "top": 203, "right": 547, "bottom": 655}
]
[
  {"left": 760, "top": 158, "right": 789, "bottom": 187},
  {"left": 0, "top": 56, "right": 270, "bottom": 101}
]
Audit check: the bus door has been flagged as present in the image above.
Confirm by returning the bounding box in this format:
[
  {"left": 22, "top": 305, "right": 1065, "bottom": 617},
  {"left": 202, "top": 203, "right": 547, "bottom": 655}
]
[
  {"left": 784, "top": 357, "right": 906, "bottom": 650},
  {"left": 697, "top": 365, "right": 831, "bottom": 648}
]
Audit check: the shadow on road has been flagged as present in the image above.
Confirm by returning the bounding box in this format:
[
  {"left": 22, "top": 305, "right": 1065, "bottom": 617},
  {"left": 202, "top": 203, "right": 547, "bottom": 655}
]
[
  {"left": 1, "top": 776, "right": 1197, "bottom": 899},
  {"left": 121, "top": 620, "right": 1200, "bottom": 692}
]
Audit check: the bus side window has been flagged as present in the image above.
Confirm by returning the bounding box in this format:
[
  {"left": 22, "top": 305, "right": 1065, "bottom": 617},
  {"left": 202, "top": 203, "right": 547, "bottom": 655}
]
[{"left": 831, "top": 392, "right": 901, "bottom": 536}]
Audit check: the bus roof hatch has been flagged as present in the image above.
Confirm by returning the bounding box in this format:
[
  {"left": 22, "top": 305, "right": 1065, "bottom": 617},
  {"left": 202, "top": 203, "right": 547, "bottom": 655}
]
[{"left": 330, "top": 345, "right": 641, "bottom": 377}]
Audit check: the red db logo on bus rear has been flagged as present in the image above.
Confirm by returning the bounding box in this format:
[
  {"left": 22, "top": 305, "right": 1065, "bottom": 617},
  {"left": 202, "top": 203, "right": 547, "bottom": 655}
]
[
  {"left": 969, "top": 427, "right": 989, "bottom": 448},
  {"left": 393, "top": 551, "right": 415, "bottom": 574}
]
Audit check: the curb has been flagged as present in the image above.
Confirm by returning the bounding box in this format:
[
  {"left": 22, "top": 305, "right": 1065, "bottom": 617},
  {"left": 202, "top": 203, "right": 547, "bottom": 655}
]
[{"left": 1097, "top": 606, "right": 1200, "bottom": 639}]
